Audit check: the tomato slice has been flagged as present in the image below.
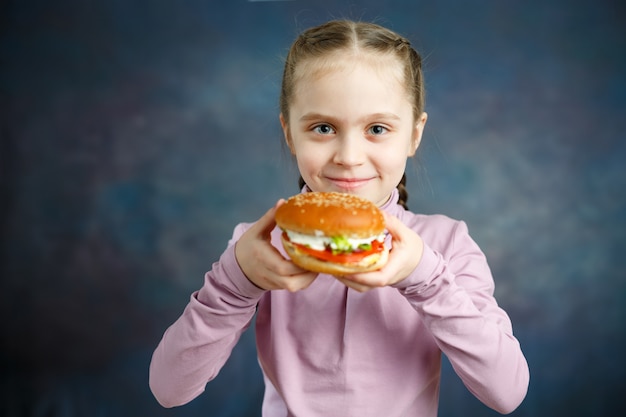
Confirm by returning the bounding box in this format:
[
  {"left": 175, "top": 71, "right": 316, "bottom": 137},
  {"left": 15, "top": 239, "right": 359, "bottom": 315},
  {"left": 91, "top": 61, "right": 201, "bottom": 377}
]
[{"left": 291, "top": 237, "right": 384, "bottom": 264}]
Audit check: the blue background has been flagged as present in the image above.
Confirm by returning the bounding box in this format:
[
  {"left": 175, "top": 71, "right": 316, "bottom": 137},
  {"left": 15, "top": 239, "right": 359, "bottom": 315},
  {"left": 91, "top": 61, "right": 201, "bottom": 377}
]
[{"left": 1, "top": 0, "right": 625, "bottom": 416}]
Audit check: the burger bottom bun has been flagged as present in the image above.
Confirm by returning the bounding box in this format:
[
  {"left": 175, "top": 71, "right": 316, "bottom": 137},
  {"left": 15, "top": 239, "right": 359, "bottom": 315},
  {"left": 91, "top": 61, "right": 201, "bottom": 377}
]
[{"left": 281, "top": 236, "right": 389, "bottom": 276}]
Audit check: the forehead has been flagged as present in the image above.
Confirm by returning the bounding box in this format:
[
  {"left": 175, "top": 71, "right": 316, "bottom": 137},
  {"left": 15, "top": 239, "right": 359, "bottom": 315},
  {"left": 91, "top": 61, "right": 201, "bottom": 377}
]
[
  {"left": 293, "top": 51, "right": 406, "bottom": 94},
  {"left": 288, "top": 53, "right": 414, "bottom": 122}
]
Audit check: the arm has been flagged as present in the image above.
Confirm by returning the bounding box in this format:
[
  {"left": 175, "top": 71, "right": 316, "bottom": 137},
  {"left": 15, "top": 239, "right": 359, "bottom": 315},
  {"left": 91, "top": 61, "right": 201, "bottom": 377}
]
[
  {"left": 148, "top": 227, "right": 265, "bottom": 408},
  {"left": 149, "top": 201, "right": 317, "bottom": 408},
  {"left": 395, "top": 221, "right": 529, "bottom": 414}
]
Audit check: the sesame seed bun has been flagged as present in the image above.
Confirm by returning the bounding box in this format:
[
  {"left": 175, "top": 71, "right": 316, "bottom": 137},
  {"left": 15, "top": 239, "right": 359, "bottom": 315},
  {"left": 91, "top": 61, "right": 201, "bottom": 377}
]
[
  {"left": 275, "top": 192, "right": 388, "bottom": 275},
  {"left": 274, "top": 192, "right": 385, "bottom": 238}
]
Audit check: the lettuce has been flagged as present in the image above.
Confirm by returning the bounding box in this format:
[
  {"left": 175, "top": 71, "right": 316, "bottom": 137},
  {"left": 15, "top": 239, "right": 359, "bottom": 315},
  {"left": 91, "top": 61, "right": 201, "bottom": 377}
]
[
  {"left": 329, "top": 235, "right": 352, "bottom": 254},
  {"left": 329, "top": 236, "right": 372, "bottom": 254}
]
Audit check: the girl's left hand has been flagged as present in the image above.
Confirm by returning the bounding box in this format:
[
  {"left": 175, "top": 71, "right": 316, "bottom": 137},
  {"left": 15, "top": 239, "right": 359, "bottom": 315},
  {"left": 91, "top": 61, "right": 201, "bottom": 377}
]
[{"left": 336, "top": 212, "right": 424, "bottom": 292}]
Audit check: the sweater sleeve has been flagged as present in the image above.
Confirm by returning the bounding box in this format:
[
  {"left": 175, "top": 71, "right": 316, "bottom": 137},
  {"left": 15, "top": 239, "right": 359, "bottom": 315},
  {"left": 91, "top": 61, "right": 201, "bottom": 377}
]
[
  {"left": 394, "top": 220, "right": 529, "bottom": 414},
  {"left": 149, "top": 224, "right": 266, "bottom": 408}
]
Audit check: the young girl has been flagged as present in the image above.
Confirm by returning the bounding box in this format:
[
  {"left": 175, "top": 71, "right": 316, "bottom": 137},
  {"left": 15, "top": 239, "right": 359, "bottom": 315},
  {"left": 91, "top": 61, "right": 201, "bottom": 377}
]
[{"left": 149, "top": 20, "right": 529, "bottom": 416}]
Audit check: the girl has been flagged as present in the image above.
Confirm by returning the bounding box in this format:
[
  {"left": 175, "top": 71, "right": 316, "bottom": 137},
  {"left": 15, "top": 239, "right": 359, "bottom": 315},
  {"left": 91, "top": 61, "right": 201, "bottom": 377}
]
[{"left": 149, "top": 20, "right": 529, "bottom": 416}]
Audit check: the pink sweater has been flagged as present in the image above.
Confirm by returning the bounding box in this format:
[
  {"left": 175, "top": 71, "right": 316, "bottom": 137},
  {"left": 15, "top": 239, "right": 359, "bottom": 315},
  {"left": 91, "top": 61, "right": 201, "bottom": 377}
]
[{"left": 149, "top": 190, "right": 529, "bottom": 416}]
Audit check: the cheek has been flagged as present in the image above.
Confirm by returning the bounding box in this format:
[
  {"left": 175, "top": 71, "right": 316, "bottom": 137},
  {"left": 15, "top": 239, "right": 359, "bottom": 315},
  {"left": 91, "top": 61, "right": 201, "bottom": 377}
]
[
  {"left": 294, "top": 145, "right": 325, "bottom": 172},
  {"left": 374, "top": 143, "right": 411, "bottom": 170}
]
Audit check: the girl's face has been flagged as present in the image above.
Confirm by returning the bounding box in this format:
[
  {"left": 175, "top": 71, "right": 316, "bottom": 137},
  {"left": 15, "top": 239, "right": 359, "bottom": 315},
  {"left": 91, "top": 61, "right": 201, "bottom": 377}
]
[{"left": 281, "top": 56, "right": 427, "bottom": 207}]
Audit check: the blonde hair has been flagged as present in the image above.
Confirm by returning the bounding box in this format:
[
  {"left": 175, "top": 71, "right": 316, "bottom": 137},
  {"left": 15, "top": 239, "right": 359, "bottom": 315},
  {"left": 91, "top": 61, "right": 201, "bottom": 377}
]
[
  {"left": 281, "top": 20, "right": 425, "bottom": 209},
  {"left": 280, "top": 20, "right": 425, "bottom": 121}
]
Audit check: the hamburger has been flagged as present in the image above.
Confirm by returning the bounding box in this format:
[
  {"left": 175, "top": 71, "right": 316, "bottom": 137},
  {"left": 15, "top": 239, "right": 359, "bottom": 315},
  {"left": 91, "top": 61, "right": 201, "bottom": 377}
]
[{"left": 275, "top": 192, "right": 389, "bottom": 275}]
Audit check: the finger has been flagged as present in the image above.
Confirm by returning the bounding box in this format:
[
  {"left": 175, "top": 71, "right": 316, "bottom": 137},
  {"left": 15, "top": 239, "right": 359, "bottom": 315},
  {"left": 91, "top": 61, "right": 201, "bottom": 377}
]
[
  {"left": 253, "top": 199, "right": 286, "bottom": 237},
  {"left": 272, "top": 254, "right": 313, "bottom": 277},
  {"left": 382, "top": 211, "right": 406, "bottom": 241},
  {"left": 259, "top": 264, "right": 317, "bottom": 292},
  {"left": 335, "top": 276, "right": 373, "bottom": 293},
  {"left": 281, "top": 271, "right": 318, "bottom": 292}
]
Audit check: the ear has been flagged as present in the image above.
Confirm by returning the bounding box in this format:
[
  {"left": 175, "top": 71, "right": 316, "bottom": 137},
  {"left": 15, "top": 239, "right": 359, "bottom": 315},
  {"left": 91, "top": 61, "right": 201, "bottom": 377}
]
[
  {"left": 408, "top": 112, "right": 428, "bottom": 156},
  {"left": 280, "top": 113, "right": 295, "bottom": 154}
]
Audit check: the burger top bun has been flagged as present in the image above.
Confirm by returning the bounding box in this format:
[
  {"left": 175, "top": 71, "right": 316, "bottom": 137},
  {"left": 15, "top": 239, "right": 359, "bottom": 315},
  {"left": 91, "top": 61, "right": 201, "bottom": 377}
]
[{"left": 275, "top": 192, "right": 384, "bottom": 238}]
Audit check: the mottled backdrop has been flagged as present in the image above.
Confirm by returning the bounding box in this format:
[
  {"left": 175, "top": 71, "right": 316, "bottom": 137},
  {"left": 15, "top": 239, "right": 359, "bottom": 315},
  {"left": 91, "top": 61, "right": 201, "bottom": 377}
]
[{"left": 1, "top": 0, "right": 625, "bottom": 416}]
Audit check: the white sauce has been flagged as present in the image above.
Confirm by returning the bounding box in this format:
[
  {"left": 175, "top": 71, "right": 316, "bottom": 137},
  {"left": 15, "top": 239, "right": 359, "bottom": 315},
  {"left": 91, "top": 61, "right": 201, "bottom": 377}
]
[{"left": 285, "top": 230, "right": 385, "bottom": 251}]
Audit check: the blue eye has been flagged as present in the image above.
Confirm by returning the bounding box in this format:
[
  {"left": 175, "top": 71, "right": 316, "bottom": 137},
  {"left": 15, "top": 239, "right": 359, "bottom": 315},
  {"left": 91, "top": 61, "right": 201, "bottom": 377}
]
[
  {"left": 314, "top": 124, "right": 335, "bottom": 134},
  {"left": 369, "top": 125, "right": 388, "bottom": 135}
]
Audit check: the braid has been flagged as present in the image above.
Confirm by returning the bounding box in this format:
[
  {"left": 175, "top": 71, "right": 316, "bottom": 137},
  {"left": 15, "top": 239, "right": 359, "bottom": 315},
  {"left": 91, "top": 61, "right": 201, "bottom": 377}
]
[{"left": 397, "top": 173, "right": 409, "bottom": 210}]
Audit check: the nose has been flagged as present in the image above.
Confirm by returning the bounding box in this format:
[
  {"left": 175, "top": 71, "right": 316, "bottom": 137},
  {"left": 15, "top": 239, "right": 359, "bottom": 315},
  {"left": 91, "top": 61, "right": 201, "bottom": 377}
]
[{"left": 333, "top": 132, "right": 365, "bottom": 167}]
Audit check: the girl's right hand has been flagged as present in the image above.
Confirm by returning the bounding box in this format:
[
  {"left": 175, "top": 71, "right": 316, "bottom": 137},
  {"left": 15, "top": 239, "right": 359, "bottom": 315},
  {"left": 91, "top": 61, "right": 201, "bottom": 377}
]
[{"left": 235, "top": 200, "right": 318, "bottom": 292}]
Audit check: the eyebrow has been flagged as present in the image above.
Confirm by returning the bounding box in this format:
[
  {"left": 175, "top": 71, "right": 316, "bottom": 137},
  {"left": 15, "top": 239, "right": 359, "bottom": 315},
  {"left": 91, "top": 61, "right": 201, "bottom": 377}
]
[{"left": 299, "top": 112, "right": 402, "bottom": 123}]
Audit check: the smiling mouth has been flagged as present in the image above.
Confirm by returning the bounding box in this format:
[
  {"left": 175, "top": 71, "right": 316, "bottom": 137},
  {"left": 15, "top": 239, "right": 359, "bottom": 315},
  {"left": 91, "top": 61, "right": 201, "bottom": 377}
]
[{"left": 327, "top": 177, "right": 372, "bottom": 190}]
